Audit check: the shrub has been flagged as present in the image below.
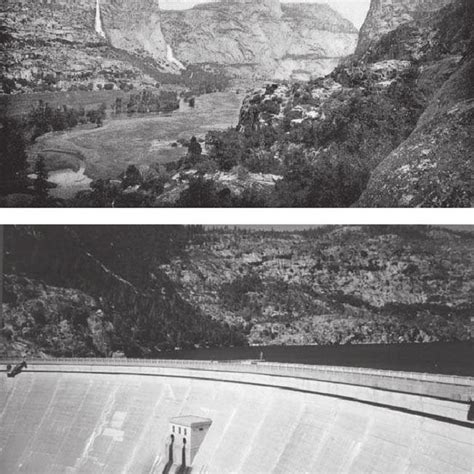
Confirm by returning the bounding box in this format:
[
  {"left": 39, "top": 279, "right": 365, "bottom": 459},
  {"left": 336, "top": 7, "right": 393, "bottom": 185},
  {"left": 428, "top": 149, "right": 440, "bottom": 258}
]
[
  {"left": 176, "top": 176, "right": 232, "bottom": 207},
  {"left": 259, "top": 100, "right": 280, "bottom": 115}
]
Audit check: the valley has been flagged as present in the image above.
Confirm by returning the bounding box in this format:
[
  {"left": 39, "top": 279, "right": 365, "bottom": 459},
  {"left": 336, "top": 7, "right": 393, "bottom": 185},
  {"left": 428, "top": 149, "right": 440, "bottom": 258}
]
[{"left": 29, "top": 91, "right": 243, "bottom": 198}]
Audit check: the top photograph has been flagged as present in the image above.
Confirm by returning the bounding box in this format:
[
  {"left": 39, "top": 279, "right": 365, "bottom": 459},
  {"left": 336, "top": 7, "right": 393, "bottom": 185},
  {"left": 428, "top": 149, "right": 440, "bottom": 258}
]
[{"left": 0, "top": 0, "right": 472, "bottom": 208}]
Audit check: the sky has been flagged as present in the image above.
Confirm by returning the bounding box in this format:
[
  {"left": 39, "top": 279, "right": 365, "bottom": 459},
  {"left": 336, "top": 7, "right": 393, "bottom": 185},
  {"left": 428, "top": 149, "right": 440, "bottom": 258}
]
[{"left": 160, "top": 0, "right": 371, "bottom": 28}]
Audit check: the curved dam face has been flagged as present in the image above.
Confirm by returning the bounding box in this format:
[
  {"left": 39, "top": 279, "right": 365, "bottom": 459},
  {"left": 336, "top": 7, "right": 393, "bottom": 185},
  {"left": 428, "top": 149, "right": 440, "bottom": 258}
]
[{"left": 0, "top": 363, "right": 472, "bottom": 473}]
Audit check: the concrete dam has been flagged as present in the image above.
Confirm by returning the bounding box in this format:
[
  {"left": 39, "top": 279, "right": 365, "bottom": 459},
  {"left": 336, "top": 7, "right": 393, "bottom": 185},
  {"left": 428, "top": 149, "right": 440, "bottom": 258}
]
[{"left": 0, "top": 359, "right": 473, "bottom": 473}]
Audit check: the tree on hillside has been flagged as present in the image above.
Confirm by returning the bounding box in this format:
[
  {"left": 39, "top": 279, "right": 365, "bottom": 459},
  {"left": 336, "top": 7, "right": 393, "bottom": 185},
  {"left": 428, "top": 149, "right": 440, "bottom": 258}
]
[
  {"left": 176, "top": 176, "right": 233, "bottom": 207},
  {"left": 122, "top": 165, "right": 142, "bottom": 189},
  {"left": 206, "top": 129, "right": 245, "bottom": 171},
  {"left": 0, "top": 120, "right": 29, "bottom": 196},
  {"left": 33, "top": 156, "right": 49, "bottom": 207},
  {"left": 187, "top": 136, "right": 202, "bottom": 164}
]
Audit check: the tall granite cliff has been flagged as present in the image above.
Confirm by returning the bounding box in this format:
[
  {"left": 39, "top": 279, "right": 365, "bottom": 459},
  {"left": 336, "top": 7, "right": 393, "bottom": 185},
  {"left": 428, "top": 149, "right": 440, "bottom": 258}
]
[
  {"left": 161, "top": 1, "right": 358, "bottom": 80},
  {"left": 3, "top": 0, "right": 168, "bottom": 59},
  {"left": 100, "top": 0, "right": 167, "bottom": 60},
  {"left": 357, "top": 0, "right": 473, "bottom": 206},
  {"left": 0, "top": 0, "right": 174, "bottom": 93},
  {"left": 356, "top": 0, "right": 454, "bottom": 55},
  {"left": 159, "top": 226, "right": 472, "bottom": 346}
]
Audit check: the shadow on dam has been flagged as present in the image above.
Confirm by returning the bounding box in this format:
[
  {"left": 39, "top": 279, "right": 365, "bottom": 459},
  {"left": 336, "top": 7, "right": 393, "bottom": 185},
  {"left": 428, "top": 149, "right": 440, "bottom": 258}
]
[{"left": 0, "top": 364, "right": 472, "bottom": 473}]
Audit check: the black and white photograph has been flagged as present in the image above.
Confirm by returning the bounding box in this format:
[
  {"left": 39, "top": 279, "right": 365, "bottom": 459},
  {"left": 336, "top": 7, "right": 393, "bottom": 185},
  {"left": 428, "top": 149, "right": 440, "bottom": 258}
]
[
  {"left": 0, "top": 0, "right": 472, "bottom": 207},
  {"left": 0, "top": 0, "right": 473, "bottom": 471},
  {"left": 0, "top": 225, "right": 473, "bottom": 472}
]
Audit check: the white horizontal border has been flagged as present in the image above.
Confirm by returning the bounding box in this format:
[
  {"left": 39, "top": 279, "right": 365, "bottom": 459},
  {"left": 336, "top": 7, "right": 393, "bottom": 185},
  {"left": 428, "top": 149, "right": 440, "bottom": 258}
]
[{"left": 0, "top": 209, "right": 472, "bottom": 226}]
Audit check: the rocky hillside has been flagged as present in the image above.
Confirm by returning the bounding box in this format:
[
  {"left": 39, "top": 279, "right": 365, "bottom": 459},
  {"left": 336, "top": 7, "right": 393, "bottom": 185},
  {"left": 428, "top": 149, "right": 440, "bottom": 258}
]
[
  {"left": 159, "top": 226, "right": 473, "bottom": 346},
  {"left": 1, "top": 274, "right": 113, "bottom": 358},
  {"left": 161, "top": 0, "right": 358, "bottom": 80},
  {"left": 1, "top": 226, "right": 246, "bottom": 358},
  {"left": 0, "top": 0, "right": 176, "bottom": 94}
]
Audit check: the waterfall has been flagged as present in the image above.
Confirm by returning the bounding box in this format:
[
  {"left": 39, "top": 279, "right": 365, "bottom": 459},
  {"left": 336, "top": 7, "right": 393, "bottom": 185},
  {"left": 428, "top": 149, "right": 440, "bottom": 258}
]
[
  {"left": 95, "top": 0, "right": 106, "bottom": 38},
  {"left": 166, "top": 44, "right": 185, "bottom": 70}
]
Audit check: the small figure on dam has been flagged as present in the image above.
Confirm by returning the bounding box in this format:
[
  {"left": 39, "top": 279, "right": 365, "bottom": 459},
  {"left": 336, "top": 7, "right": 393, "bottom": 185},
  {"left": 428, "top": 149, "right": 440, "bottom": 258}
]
[
  {"left": 468, "top": 399, "right": 474, "bottom": 422},
  {"left": 6, "top": 360, "right": 27, "bottom": 378}
]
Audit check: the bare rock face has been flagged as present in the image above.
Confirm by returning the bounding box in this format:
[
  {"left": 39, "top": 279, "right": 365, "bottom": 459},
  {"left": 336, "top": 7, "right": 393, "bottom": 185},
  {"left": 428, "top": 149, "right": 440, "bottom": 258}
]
[
  {"left": 356, "top": 0, "right": 454, "bottom": 55},
  {"left": 100, "top": 0, "right": 167, "bottom": 59},
  {"left": 358, "top": 54, "right": 473, "bottom": 208},
  {"left": 161, "top": 1, "right": 358, "bottom": 80},
  {"left": 357, "top": 0, "right": 473, "bottom": 207}
]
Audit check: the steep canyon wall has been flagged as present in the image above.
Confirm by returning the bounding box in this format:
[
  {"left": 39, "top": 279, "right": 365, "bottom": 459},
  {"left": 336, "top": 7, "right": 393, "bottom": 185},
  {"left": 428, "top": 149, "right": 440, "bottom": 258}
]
[
  {"left": 356, "top": 0, "right": 455, "bottom": 54},
  {"left": 6, "top": 0, "right": 167, "bottom": 59},
  {"left": 160, "top": 1, "right": 359, "bottom": 80}
]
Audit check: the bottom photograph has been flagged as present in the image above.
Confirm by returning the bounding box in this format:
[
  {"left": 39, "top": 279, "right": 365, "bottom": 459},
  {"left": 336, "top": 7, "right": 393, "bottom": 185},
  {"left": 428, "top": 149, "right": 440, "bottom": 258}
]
[{"left": 0, "top": 225, "right": 473, "bottom": 473}]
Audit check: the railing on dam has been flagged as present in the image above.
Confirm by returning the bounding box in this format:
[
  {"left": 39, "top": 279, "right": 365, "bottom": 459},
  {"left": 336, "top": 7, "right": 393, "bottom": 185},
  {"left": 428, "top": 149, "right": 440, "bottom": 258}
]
[{"left": 2, "top": 357, "right": 473, "bottom": 403}]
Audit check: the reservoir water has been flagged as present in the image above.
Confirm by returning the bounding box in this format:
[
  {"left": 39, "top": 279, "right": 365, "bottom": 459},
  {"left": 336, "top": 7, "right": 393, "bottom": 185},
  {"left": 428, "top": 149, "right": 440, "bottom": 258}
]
[{"left": 156, "top": 342, "right": 474, "bottom": 376}]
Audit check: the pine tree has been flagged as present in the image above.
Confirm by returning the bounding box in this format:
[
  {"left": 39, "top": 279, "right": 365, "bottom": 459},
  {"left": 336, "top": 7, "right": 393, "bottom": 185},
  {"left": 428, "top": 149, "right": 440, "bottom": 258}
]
[
  {"left": 187, "top": 136, "right": 202, "bottom": 164},
  {"left": 0, "top": 120, "right": 29, "bottom": 196},
  {"left": 33, "top": 156, "right": 49, "bottom": 207}
]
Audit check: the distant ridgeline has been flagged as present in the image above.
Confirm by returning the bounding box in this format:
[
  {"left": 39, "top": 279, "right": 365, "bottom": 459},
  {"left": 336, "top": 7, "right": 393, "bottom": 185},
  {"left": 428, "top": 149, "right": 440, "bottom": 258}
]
[
  {"left": 219, "top": 0, "right": 282, "bottom": 15},
  {"left": 356, "top": 0, "right": 455, "bottom": 54},
  {"left": 160, "top": 0, "right": 358, "bottom": 80}
]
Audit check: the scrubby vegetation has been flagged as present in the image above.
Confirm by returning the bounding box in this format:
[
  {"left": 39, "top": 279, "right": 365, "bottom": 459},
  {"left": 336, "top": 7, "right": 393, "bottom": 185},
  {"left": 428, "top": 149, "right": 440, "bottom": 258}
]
[
  {"left": 178, "top": 61, "right": 426, "bottom": 207},
  {"left": 115, "top": 90, "right": 179, "bottom": 115},
  {"left": 28, "top": 100, "right": 108, "bottom": 138},
  {"left": 153, "top": 64, "right": 231, "bottom": 95}
]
